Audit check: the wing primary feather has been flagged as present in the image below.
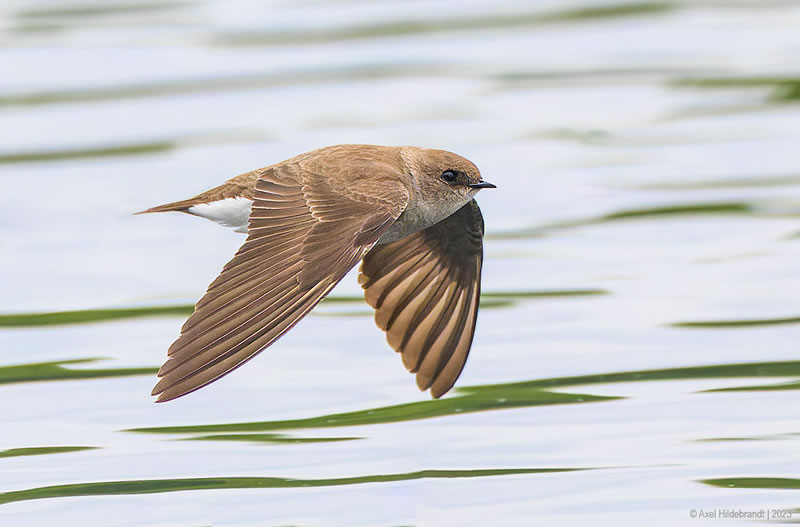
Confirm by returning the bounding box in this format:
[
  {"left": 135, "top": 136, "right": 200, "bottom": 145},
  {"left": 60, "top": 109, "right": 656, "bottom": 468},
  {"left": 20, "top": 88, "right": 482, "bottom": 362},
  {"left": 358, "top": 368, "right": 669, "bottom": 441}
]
[
  {"left": 192, "top": 247, "right": 304, "bottom": 310},
  {"left": 155, "top": 280, "right": 332, "bottom": 396},
  {"left": 163, "top": 277, "right": 300, "bottom": 366},
  {"left": 430, "top": 276, "right": 480, "bottom": 397},
  {"left": 420, "top": 278, "right": 475, "bottom": 390},
  {"left": 359, "top": 200, "right": 485, "bottom": 398},
  {"left": 413, "top": 278, "right": 464, "bottom": 388},
  {"left": 374, "top": 255, "right": 439, "bottom": 331},
  {"left": 392, "top": 272, "right": 452, "bottom": 371},
  {"left": 396, "top": 266, "right": 451, "bottom": 353},
  {"left": 171, "top": 264, "right": 302, "bottom": 350}
]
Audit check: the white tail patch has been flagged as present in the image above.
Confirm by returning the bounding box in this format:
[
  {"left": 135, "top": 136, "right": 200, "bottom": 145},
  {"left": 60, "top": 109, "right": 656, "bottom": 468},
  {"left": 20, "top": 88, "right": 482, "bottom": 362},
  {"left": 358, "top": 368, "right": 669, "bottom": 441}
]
[{"left": 188, "top": 197, "right": 253, "bottom": 233}]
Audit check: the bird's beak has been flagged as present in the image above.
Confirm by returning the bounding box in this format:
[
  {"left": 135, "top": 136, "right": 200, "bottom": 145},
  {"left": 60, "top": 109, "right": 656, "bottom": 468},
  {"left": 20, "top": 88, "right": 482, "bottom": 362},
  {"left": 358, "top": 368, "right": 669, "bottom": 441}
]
[{"left": 469, "top": 181, "right": 497, "bottom": 189}]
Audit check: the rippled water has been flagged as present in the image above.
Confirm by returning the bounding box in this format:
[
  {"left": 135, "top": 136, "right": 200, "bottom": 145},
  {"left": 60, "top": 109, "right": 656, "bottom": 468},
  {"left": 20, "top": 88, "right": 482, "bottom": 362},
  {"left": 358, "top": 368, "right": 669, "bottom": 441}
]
[{"left": 2, "top": 1, "right": 800, "bottom": 525}]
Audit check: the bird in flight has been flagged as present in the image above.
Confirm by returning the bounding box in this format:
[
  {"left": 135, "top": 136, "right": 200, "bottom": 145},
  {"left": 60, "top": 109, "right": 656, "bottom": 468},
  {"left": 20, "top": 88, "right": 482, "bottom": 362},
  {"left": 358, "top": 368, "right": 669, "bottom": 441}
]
[{"left": 139, "top": 144, "right": 495, "bottom": 402}]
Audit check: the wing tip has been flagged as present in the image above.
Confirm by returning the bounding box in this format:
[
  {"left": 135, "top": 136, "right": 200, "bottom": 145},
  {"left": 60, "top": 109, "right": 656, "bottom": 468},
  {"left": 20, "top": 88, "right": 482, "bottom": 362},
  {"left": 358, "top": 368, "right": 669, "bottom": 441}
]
[
  {"left": 152, "top": 387, "right": 168, "bottom": 402},
  {"left": 151, "top": 382, "right": 166, "bottom": 400},
  {"left": 429, "top": 382, "right": 451, "bottom": 399},
  {"left": 153, "top": 392, "right": 177, "bottom": 403},
  {"left": 152, "top": 382, "right": 189, "bottom": 403},
  {"left": 416, "top": 377, "right": 449, "bottom": 399}
]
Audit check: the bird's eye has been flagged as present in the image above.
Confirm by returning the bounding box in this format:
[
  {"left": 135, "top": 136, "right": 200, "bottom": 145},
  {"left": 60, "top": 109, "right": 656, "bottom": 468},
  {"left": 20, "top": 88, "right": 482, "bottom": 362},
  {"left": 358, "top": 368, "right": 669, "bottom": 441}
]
[{"left": 441, "top": 170, "right": 458, "bottom": 184}]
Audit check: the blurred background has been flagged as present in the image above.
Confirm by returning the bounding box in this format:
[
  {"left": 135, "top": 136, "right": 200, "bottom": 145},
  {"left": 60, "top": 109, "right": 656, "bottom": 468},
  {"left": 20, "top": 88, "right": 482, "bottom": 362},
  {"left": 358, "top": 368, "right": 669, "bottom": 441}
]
[{"left": 1, "top": 0, "right": 800, "bottom": 525}]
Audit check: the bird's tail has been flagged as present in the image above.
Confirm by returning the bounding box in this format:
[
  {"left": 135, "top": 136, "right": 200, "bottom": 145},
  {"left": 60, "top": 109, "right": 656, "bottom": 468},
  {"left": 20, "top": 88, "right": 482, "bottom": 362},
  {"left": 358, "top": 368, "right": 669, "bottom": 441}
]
[{"left": 135, "top": 199, "right": 195, "bottom": 215}]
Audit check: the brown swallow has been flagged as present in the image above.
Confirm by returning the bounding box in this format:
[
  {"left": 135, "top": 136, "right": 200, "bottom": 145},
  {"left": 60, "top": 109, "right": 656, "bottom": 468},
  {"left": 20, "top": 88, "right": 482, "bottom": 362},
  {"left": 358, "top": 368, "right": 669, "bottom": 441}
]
[{"left": 138, "top": 144, "right": 495, "bottom": 402}]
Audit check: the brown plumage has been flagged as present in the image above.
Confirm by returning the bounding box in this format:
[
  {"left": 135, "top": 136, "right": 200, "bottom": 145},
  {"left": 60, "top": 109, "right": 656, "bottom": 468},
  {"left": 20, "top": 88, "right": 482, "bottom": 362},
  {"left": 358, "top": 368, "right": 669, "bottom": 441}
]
[
  {"left": 359, "top": 200, "right": 484, "bottom": 398},
  {"left": 139, "top": 144, "right": 494, "bottom": 402}
]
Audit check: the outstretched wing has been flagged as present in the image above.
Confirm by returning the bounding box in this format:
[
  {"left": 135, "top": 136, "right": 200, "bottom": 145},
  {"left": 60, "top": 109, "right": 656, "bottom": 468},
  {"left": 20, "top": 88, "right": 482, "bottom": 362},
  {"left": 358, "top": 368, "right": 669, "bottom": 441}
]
[
  {"left": 359, "top": 200, "right": 485, "bottom": 398},
  {"left": 153, "top": 162, "right": 409, "bottom": 402}
]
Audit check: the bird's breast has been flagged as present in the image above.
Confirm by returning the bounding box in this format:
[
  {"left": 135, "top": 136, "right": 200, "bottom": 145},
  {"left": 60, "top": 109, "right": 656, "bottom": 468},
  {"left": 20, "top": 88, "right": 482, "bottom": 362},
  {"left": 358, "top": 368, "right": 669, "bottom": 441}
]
[{"left": 378, "top": 193, "right": 471, "bottom": 245}]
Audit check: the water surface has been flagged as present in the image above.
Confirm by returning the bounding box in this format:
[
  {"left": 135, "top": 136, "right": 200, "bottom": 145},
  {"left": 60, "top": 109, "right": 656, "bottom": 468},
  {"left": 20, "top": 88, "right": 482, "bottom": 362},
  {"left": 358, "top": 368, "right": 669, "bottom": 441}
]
[{"left": 2, "top": 0, "right": 800, "bottom": 525}]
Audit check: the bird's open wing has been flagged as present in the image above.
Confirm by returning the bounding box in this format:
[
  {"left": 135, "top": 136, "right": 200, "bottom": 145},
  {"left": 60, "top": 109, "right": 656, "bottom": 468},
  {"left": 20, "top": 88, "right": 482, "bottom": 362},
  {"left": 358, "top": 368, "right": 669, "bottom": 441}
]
[
  {"left": 358, "top": 200, "right": 484, "bottom": 398},
  {"left": 153, "top": 163, "right": 409, "bottom": 402}
]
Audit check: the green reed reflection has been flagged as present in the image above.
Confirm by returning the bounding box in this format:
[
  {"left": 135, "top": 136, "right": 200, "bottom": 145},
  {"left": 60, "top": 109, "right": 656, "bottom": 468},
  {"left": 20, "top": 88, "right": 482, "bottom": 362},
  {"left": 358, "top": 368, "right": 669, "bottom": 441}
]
[
  {"left": 0, "top": 359, "right": 157, "bottom": 385},
  {"left": 0, "top": 446, "right": 98, "bottom": 459},
  {"left": 17, "top": 2, "right": 183, "bottom": 19},
  {"left": 700, "top": 478, "right": 800, "bottom": 490},
  {"left": 131, "top": 388, "right": 614, "bottom": 435},
  {"left": 180, "top": 433, "right": 361, "bottom": 444},
  {"left": 694, "top": 432, "right": 800, "bottom": 442},
  {"left": 0, "top": 141, "right": 176, "bottom": 164},
  {"left": 491, "top": 201, "right": 756, "bottom": 239},
  {"left": 678, "top": 76, "right": 800, "bottom": 103},
  {"left": 0, "top": 306, "right": 195, "bottom": 327},
  {"left": 216, "top": 3, "right": 674, "bottom": 46},
  {"left": 673, "top": 316, "right": 800, "bottom": 328},
  {"left": 0, "top": 467, "right": 585, "bottom": 505},
  {"left": 128, "top": 360, "right": 800, "bottom": 436},
  {"left": 0, "top": 290, "right": 604, "bottom": 328}
]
